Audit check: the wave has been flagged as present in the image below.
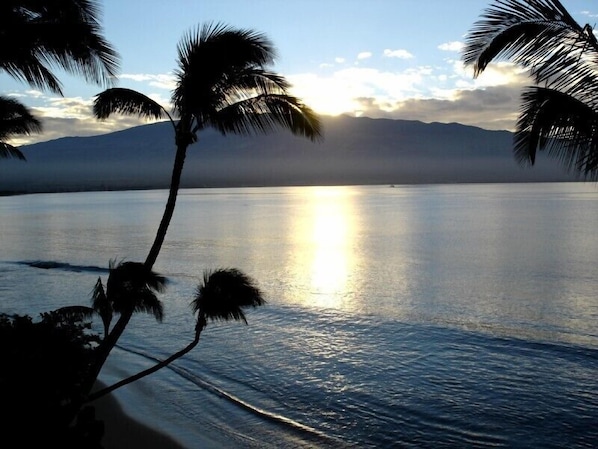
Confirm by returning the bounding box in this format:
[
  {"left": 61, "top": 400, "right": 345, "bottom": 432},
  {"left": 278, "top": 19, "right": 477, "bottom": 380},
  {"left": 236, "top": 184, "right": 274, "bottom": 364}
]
[
  {"left": 15, "top": 260, "right": 109, "bottom": 273},
  {"left": 114, "top": 344, "right": 351, "bottom": 448}
]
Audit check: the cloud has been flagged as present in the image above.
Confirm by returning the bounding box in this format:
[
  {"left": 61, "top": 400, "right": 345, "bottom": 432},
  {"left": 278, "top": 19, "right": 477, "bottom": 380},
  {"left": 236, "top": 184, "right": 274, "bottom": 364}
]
[
  {"left": 9, "top": 93, "right": 167, "bottom": 146},
  {"left": 120, "top": 73, "right": 176, "bottom": 90},
  {"left": 357, "top": 52, "right": 372, "bottom": 60},
  {"left": 383, "top": 49, "right": 414, "bottom": 59},
  {"left": 352, "top": 83, "right": 526, "bottom": 131},
  {"left": 581, "top": 10, "right": 598, "bottom": 19},
  {"left": 288, "top": 65, "right": 434, "bottom": 116},
  {"left": 438, "top": 41, "right": 463, "bottom": 52},
  {"left": 289, "top": 60, "right": 530, "bottom": 131}
]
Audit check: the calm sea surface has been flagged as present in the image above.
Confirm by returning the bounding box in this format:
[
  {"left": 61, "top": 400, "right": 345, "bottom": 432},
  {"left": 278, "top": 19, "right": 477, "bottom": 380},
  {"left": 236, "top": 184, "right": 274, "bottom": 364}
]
[{"left": 1, "top": 183, "right": 597, "bottom": 448}]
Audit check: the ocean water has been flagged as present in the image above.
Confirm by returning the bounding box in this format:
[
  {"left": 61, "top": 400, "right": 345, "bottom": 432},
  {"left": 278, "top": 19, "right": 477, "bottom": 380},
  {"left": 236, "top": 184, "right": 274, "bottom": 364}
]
[{"left": 1, "top": 183, "right": 597, "bottom": 448}]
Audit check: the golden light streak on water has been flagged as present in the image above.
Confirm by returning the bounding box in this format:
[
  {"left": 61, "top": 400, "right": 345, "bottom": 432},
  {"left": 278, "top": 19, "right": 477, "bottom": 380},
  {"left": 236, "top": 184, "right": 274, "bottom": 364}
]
[{"left": 290, "top": 186, "right": 359, "bottom": 309}]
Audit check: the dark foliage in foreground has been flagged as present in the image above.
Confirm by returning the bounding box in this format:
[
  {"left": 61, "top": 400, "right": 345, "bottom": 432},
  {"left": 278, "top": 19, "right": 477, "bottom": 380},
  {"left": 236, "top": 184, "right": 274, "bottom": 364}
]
[{"left": 0, "top": 312, "right": 104, "bottom": 447}]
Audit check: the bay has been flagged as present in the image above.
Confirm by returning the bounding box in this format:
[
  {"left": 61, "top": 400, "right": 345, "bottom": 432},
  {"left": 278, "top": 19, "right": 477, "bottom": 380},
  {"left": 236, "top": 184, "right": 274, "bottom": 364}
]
[{"left": 1, "top": 183, "right": 597, "bottom": 448}]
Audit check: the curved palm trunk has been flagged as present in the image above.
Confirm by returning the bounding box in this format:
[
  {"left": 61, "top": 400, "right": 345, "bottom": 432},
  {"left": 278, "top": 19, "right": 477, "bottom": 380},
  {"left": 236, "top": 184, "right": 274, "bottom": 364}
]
[
  {"left": 86, "top": 316, "right": 206, "bottom": 403},
  {"left": 145, "top": 142, "right": 188, "bottom": 269},
  {"left": 83, "top": 310, "right": 134, "bottom": 395},
  {"left": 82, "top": 125, "right": 192, "bottom": 405}
]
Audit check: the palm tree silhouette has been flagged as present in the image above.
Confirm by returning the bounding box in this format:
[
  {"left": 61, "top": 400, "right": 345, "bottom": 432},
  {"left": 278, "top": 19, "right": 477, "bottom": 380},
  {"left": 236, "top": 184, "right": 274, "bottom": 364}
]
[
  {"left": 0, "top": 0, "right": 119, "bottom": 157},
  {"left": 83, "top": 261, "right": 166, "bottom": 394},
  {"left": 93, "top": 22, "right": 322, "bottom": 269},
  {"left": 462, "top": 0, "right": 598, "bottom": 179},
  {"left": 87, "top": 268, "right": 265, "bottom": 402},
  {"left": 85, "top": 22, "right": 321, "bottom": 399}
]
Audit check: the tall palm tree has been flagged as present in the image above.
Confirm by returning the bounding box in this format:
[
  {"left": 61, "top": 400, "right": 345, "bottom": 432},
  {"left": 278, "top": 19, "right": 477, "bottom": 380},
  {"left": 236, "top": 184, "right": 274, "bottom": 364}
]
[
  {"left": 462, "top": 0, "right": 598, "bottom": 179},
  {"left": 85, "top": 22, "right": 320, "bottom": 402},
  {"left": 86, "top": 268, "right": 265, "bottom": 402},
  {"left": 0, "top": 0, "right": 119, "bottom": 157},
  {"left": 93, "top": 22, "right": 322, "bottom": 270}
]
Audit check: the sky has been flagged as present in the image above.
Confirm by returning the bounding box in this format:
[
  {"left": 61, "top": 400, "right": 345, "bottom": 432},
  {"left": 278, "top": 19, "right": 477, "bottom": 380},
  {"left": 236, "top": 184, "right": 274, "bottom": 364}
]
[{"left": 4, "top": 0, "right": 598, "bottom": 145}]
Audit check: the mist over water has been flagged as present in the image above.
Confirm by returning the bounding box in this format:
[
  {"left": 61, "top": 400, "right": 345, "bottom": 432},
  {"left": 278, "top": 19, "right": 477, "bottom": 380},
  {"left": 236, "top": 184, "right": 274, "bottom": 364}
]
[{"left": 1, "top": 183, "right": 597, "bottom": 448}]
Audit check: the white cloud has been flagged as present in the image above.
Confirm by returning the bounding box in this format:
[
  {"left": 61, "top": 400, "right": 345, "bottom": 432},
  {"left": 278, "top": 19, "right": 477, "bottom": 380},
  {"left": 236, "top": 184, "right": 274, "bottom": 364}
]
[
  {"left": 120, "top": 73, "right": 176, "bottom": 90},
  {"left": 438, "top": 41, "right": 464, "bottom": 52},
  {"left": 357, "top": 52, "right": 372, "bottom": 60},
  {"left": 383, "top": 49, "right": 413, "bottom": 59},
  {"left": 288, "top": 58, "right": 531, "bottom": 131},
  {"left": 335, "top": 57, "right": 345, "bottom": 64},
  {"left": 10, "top": 93, "right": 168, "bottom": 146}
]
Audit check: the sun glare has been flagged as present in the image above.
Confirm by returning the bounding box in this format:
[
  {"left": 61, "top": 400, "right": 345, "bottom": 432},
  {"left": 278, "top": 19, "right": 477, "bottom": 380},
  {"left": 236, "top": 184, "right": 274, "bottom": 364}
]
[{"left": 291, "top": 186, "right": 359, "bottom": 309}]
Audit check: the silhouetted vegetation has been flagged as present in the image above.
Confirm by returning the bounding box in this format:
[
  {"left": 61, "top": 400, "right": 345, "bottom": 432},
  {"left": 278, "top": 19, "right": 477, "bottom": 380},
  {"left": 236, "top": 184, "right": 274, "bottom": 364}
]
[
  {"left": 0, "top": 0, "right": 119, "bottom": 158},
  {"left": 1, "top": 11, "right": 319, "bottom": 448},
  {"left": 84, "top": 21, "right": 321, "bottom": 406},
  {"left": 463, "top": 0, "right": 598, "bottom": 179},
  {"left": 0, "top": 311, "right": 103, "bottom": 447}
]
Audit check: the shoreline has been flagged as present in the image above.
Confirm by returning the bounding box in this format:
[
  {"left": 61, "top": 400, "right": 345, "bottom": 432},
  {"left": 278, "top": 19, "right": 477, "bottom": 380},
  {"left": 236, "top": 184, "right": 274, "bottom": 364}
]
[{"left": 92, "top": 381, "right": 187, "bottom": 449}]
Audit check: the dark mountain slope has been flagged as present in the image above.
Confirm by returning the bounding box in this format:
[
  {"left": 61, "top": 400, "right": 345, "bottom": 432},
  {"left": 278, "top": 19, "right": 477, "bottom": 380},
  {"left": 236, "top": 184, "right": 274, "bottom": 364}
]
[{"left": 0, "top": 115, "right": 577, "bottom": 193}]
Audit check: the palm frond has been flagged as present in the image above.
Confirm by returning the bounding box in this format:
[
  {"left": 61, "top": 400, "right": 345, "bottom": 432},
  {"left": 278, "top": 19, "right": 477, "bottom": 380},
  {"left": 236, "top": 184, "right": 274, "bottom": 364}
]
[
  {"left": 106, "top": 261, "right": 167, "bottom": 322},
  {"left": 0, "top": 0, "right": 119, "bottom": 94},
  {"left": 462, "top": 0, "right": 594, "bottom": 87},
  {"left": 0, "top": 58, "right": 64, "bottom": 95},
  {"left": 91, "top": 276, "right": 112, "bottom": 335},
  {"left": 93, "top": 88, "right": 169, "bottom": 121},
  {"left": 0, "top": 143, "right": 26, "bottom": 160},
  {"left": 51, "top": 305, "right": 96, "bottom": 322},
  {"left": 0, "top": 96, "right": 42, "bottom": 140},
  {"left": 192, "top": 268, "right": 265, "bottom": 324},
  {"left": 172, "top": 22, "right": 277, "bottom": 115},
  {"left": 514, "top": 86, "right": 598, "bottom": 179},
  {"left": 208, "top": 94, "right": 323, "bottom": 142},
  {"left": 177, "top": 22, "right": 275, "bottom": 75}
]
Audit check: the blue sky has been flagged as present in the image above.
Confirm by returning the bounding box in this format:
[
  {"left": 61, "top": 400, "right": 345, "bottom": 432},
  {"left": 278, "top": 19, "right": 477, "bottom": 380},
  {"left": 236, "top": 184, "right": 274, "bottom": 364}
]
[{"left": 5, "top": 0, "right": 597, "bottom": 144}]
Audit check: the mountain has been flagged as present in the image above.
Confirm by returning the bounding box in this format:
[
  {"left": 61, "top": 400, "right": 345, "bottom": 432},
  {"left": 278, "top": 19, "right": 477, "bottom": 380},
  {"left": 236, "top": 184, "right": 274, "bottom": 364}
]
[{"left": 0, "top": 115, "right": 578, "bottom": 193}]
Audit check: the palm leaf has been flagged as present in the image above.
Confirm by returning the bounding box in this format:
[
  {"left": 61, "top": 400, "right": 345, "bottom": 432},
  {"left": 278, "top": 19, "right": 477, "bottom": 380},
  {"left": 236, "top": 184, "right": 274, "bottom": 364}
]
[
  {"left": 93, "top": 88, "right": 169, "bottom": 121},
  {"left": 209, "top": 94, "right": 322, "bottom": 141},
  {"left": 172, "top": 22, "right": 277, "bottom": 116},
  {"left": 51, "top": 305, "right": 96, "bottom": 322},
  {"left": 192, "top": 268, "right": 265, "bottom": 324},
  {"left": 0, "top": 96, "right": 42, "bottom": 159},
  {"left": 91, "top": 276, "right": 112, "bottom": 336},
  {"left": 106, "top": 261, "right": 166, "bottom": 322},
  {"left": 462, "top": 0, "right": 595, "bottom": 87},
  {"left": 514, "top": 86, "right": 598, "bottom": 178},
  {"left": 0, "top": 143, "right": 26, "bottom": 160},
  {"left": 0, "top": 58, "right": 63, "bottom": 95},
  {"left": 0, "top": 96, "right": 42, "bottom": 139},
  {"left": 0, "top": 0, "right": 119, "bottom": 95}
]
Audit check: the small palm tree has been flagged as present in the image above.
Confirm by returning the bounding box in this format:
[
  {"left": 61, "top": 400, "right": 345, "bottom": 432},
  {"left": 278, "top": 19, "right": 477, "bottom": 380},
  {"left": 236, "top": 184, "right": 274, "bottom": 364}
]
[
  {"left": 86, "top": 268, "right": 265, "bottom": 402},
  {"left": 83, "top": 261, "right": 166, "bottom": 395},
  {"left": 0, "top": 0, "right": 119, "bottom": 157},
  {"left": 462, "top": 0, "right": 598, "bottom": 179},
  {"left": 93, "top": 22, "right": 322, "bottom": 270}
]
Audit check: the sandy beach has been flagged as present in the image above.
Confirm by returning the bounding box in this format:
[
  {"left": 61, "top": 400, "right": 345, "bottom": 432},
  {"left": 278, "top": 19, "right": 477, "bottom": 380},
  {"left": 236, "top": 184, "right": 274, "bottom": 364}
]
[{"left": 92, "top": 382, "right": 187, "bottom": 449}]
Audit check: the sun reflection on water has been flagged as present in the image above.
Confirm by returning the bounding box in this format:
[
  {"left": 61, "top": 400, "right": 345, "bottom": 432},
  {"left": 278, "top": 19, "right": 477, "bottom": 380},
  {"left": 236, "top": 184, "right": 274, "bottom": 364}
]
[{"left": 291, "top": 186, "right": 359, "bottom": 309}]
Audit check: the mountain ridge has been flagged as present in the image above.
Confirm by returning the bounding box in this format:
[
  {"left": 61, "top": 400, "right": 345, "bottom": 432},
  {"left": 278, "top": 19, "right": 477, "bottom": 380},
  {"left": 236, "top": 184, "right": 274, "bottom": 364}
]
[{"left": 0, "top": 115, "right": 577, "bottom": 193}]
